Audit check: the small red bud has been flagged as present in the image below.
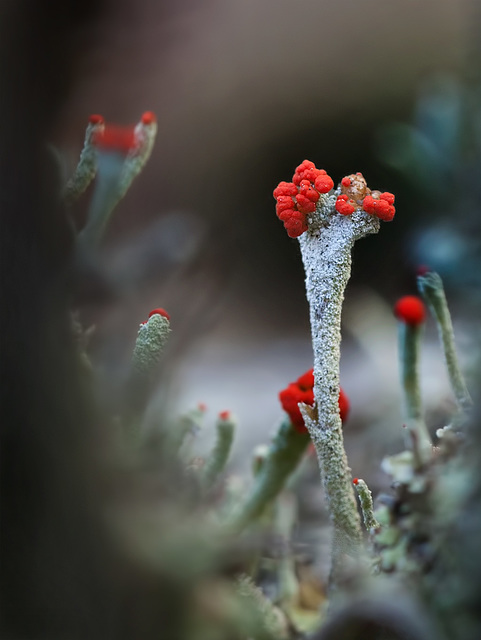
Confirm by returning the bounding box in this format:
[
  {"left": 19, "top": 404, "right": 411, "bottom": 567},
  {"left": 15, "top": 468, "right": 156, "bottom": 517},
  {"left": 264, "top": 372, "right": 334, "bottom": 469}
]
[
  {"left": 148, "top": 308, "right": 170, "bottom": 321},
  {"left": 394, "top": 296, "right": 426, "bottom": 326},
  {"left": 219, "top": 410, "right": 231, "bottom": 421},
  {"left": 353, "top": 478, "right": 359, "bottom": 485},
  {"left": 141, "top": 111, "right": 156, "bottom": 125},
  {"left": 89, "top": 114, "right": 104, "bottom": 125}
]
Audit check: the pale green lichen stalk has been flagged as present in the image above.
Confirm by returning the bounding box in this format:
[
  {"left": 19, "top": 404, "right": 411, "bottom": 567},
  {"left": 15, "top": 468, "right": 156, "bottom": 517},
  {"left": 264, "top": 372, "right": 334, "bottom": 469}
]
[
  {"left": 230, "top": 420, "right": 309, "bottom": 532},
  {"left": 352, "top": 478, "right": 381, "bottom": 534},
  {"left": 132, "top": 312, "right": 171, "bottom": 377},
  {"left": 126, "top": 311, "right": 171, "bottom": 424},
  {"left": 201, "top": 412, "right": 236, "bottom": 492},
  {"left": 417, "top": 270, "right": 472, "bottom": 412},
  {"left": 397, "top": 320, "right": 432, "bottom": 460},
  {"left": 63, "top": 115, "right": 104, "bottom": 205},
  {"left": 78, "top": 113, "right": 157, "bottom": 251}
]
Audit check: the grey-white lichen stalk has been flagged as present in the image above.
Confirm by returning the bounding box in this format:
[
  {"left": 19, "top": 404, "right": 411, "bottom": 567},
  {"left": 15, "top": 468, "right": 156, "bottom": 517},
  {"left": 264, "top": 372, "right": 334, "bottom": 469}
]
[{"left": 297, "top": 188, "right": 381, "bottom": 577}]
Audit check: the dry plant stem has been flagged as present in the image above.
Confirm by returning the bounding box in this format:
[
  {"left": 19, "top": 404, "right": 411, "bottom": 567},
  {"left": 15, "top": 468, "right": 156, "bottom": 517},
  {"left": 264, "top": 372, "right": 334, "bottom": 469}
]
[
  {"left": 417, "top": 271, "right": 472, "bottom": 412},
  {"left": 297, "top": 196, "right": 380, "bottom": 574}
]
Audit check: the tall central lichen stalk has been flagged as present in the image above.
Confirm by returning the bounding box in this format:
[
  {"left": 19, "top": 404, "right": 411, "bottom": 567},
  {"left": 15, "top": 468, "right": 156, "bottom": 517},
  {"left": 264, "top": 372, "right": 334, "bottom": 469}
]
[
  {"left": 298, "top": 197, "right": 379, "bottom": 578},
  {"left": 274, "top": 163, "right": 395, "bottom": 585}
]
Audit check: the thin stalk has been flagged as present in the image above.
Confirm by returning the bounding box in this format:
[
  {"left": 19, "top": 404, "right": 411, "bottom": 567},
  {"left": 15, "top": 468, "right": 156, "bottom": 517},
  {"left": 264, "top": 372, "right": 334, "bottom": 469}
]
[
  {"left": 398, "top": 322, "right": 432, "bottom": 459},
  {"left": 230, "top": 420, "right": 309, "bottom": 532},
  {"left": 297, "top": 194, "right": 380, "bottom": 582},
  {"left": 417, "top": 270, "right": 472, "bottom": 412}
]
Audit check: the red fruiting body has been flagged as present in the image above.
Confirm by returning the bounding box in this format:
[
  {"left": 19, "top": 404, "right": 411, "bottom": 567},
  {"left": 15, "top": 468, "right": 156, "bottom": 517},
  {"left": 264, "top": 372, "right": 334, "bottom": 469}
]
[
  {"left": 296, "top": 368, "right": 314, "bottom": 391},
  {"left": 362, "top": 194, "right": 395, "bottom": 222},
  {"left": 335, "top": 194, "right": 356, "bottom": 216},
  {"left": 274, "top": 160, "right": 334, "bottom": 238},
  {"left": 284, "top": 215, "right": 308, "bottom": 238},
  {"left": 417, "top": 264, "right": 430, "bottom": 276},
  {"left": 93, "top": 125, "right": 136, "bottom": 153},
  {"left": 314, "top": 174, "right": 334, "bottom": 193},
  {"left": 353, "top": 478, "right": 359, "bottom": 485},
  {"left": 296, "top": 193, "right": 316, "bottom": 214},
  {"left": 341, "top": 177, "right": 351, "bottom": 187},
  {"left": 198, "top": 402, "right": 208, "bottom": 412},
  {"left": 394, "top": 296, "right": 426, "bottom": 326},
  {"left": 339, "top": 387, "right": 350, "bottom": 422},
  {"left": 279, "top": 368, "right": 349, "bottom": 433},
  {"left": 148, "top": 308, "right": 170, "bottom": 321},
  {"left": 273, "top": 181, "right": 298, "bottom": 198},
  {"left": 219, "top": 410, "right": 231, "bottom": 421},
  {"left": 276, "top": 195, "right": 296, "bottom": 213},
  {"left": 89, "top": 114, "right": 104, "bottom": 125},
  {"left": 141, "top": 111, "right": 156, "bottom": 125},
  {"left": 380, "top": 192, "right": 395, "bottom": 205}
]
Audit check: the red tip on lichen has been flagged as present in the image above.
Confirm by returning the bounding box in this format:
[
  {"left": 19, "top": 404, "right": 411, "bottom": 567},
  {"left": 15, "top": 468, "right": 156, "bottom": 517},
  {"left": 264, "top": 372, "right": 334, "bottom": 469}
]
[
  {"left": 314, "top": 173, "right": 334, "bottom": 194},
  {"left": 148, "top": 307, "right": 170, "bottom": 321},
  {"left": 417, "top": 264, "right": 431, "bottom": 276},
  {"left": 89, "top": 114, "right": 104, "bottom": 125},
  {"left": 339, "top": 387, "right": 350, "bottom": 423},
  {"left": 353, "top": 478, "right": 359, "bottom": 485},
  {"left": 198, "top": 402, "right": 208, "bottom": 412},
  {"left": 341, "top": 177, "right": 351, "bottom": 187},
  {"left": 362, "top": 194, "right": 395, "bottom": 222},
  {"left": 279, "top": 368, "right": 349, "bottom": 433},
  {"left": 274, "top": 161, "right": 334, "bottom": 237},
  {"left": 141, "top": 111, "right": 156, "bottom": 125},
  {"left": 335, "top": 194, "right": 356, "bottom": 216},
  {"left": 394, "top": 296, "right": 426, "bottom": 326},
  {"left": 219, "top": 410, "right": 231, "bottom": 421},
  {"left": 93, "top": 125, "right": 136, "bottom": 153}
]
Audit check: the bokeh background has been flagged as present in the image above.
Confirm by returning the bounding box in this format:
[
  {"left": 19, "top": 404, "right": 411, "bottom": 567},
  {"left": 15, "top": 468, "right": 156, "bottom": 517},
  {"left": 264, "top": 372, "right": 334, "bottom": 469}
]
[{"left": 57, "top": 0, "right": 480, "bottom": 487}]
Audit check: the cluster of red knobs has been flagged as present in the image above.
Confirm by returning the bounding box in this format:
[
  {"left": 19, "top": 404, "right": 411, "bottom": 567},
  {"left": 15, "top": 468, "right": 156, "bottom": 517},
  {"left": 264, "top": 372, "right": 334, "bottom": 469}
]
[
  {"left": 273, "top": 160, "right": 395, "bottom": 238},
  {"left": 279, "top": 368, "right": 349, "bottom": 434}
]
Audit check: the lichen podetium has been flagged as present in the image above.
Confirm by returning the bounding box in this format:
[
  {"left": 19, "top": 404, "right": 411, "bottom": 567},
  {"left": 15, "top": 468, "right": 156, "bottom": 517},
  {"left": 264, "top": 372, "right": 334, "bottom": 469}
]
[{"left": 274, "top": 162, "right": 395, "bottom": 587}]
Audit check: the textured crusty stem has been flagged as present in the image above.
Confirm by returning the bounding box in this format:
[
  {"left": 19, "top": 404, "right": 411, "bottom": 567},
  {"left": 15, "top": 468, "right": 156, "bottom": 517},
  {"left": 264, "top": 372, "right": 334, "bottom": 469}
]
[
  {"left": 297, "top": 193, "right": 380, "bottom": 578},
  {"left": 63, "top": 117, "right": 104, "bottom": 206},
  {"left": 353, "top": 479, "right": 380, "bottom": 534}
]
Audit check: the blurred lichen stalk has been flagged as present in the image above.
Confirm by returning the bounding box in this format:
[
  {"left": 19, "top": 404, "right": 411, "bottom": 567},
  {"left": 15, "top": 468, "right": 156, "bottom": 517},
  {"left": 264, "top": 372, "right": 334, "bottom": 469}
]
[{"left": 66, "top": 109, "right": 477, "bottom": 640}]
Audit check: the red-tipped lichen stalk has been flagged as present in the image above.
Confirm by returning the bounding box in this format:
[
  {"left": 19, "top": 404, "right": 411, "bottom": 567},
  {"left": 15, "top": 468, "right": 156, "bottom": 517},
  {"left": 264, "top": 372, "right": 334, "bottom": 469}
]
[
  {"left": 274, "top": 162, "right": 396, "bottom": 581},
  {"left": 417, "top": 270, "right": 472, "bottom": 413},
  {"left": 63, "top": 114, "right": 105, "bottom": 205},
  {"left": 126, "top": 308, "right": 171, "bottom": 423},
  {"left": 201, "top": 411, "right": 236, "bottom": 493},
  {"left": 394, "top": 296, "right": 432, "bottom": 459},
  {"left": 78, "top": 112, "right": 157, "bottom": 250}
]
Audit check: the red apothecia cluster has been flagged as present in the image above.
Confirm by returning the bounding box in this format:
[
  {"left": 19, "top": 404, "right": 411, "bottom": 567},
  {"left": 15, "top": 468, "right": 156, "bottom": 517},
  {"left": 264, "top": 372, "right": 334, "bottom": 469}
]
[
  {"left": 274, "top": 162, "right": 396, "bottom": 238},
  {"left": 335, "top": 172, "right": 395, "bottom": 222},
  {"left": 92, "top": 111, "right": 156, "bottom": 153},
  {"left": 279, "top": 368, "right": 350, "bottom": 433},
  {"left": 140, "top": 308, "right": 170, "bottom": 326},
  {"left": 273, "top": 160, "right": 334, "bottom": 238},
  {"left": 394, "top": 296, "right": 426, "bottom": 326},
  {"left": 149, "top": 308, "right": 170, "bottom": 321}
]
